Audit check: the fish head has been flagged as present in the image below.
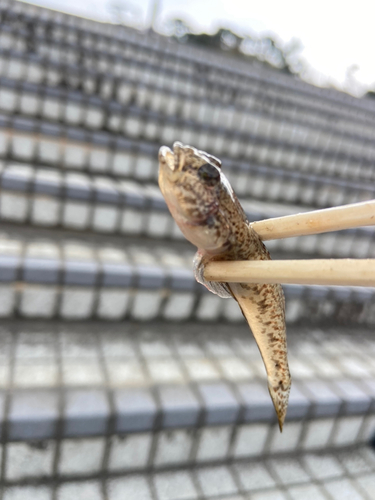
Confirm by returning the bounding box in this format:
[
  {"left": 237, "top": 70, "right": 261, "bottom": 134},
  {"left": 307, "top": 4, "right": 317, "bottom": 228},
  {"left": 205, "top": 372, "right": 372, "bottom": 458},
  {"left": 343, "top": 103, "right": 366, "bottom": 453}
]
[{"left": 158, "top": 142, "right": 232, "bottom": 252}]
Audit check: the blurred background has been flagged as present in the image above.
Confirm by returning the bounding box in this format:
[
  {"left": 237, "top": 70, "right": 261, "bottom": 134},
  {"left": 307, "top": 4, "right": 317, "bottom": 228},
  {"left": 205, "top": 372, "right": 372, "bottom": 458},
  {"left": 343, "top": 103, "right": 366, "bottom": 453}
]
[
  {"left": 0, "top": 0, "right": 375, "bottom": 499},
  {"left": 27, "top": 0, "right": 375, "bottom": 97}
]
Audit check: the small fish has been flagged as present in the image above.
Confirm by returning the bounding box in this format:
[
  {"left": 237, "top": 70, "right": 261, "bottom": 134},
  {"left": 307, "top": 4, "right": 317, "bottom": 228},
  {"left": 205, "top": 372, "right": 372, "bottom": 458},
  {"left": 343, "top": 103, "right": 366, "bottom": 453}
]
[{"left": 158, "top": 142, "right": 291, "bottom": 431}]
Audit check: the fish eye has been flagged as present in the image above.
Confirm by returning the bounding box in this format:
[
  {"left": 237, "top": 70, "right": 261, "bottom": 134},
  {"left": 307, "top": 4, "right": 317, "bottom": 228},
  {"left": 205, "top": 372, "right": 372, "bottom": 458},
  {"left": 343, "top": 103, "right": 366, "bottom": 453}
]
[{"left": 198, "top": 163, "right": 220, "bottom": 185}]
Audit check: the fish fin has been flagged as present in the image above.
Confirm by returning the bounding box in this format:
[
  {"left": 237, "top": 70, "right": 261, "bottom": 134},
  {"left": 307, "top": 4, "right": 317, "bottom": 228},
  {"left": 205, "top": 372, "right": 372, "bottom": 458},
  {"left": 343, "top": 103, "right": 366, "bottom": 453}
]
[{"left": 193, "top": 251, "right": 232, "bottom": 298}]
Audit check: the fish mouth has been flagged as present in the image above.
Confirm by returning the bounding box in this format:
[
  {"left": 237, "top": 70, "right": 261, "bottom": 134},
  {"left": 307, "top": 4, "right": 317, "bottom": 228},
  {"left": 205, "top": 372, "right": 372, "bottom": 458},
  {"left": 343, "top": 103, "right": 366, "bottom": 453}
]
[
  {"left": 172, "top": 141, "right": 187, "bottom": 172},
  {"left": 159, "top": 145, "right": 175, "bottom": 172},
  {"left": 159, "top": 142, "right": 191, "bottom": 173},
  {"left": 159, "top": 142, "right": 222, "bottom": 174}
]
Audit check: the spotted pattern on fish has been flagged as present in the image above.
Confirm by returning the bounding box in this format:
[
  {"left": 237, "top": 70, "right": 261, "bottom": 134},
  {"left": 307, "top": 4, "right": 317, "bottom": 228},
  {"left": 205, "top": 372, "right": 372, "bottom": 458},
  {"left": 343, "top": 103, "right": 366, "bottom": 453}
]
[{"left": 158, "top": 142, "right": 291, "bottom": 430}]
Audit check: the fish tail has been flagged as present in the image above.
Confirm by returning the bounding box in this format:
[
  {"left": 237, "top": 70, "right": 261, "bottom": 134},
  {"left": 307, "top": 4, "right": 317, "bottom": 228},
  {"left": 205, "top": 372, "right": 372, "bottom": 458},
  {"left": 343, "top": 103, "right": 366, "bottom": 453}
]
[
  {"left": 268, "top": 377, "right": 291, "bottom": 432},
  {"left": 230, "top": 281, "right": 291, "bottom": 431}
]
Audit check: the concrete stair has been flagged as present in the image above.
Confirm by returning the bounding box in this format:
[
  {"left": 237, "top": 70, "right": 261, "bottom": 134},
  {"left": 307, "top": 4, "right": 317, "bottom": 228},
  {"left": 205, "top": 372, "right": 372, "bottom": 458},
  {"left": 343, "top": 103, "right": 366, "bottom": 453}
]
[{"left": 0, "top": 1, "right": 374, "bottom": 499}]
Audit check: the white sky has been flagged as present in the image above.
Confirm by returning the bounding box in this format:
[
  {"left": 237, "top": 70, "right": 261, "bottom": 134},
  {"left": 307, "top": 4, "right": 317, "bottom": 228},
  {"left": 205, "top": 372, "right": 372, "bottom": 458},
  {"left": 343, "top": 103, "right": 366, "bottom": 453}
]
[{"left": 23, "top": 0, "right": 375, "bottom": 96}]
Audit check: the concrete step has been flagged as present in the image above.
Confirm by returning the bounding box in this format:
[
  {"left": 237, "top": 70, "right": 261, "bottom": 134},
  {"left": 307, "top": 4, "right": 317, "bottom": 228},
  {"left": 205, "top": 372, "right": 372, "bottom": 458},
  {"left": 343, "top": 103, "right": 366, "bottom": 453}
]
[
  {"left": 0, "top": 72, "right": 374, "bottom": 182},
  {"left": 0, "top": 234, "right": 373, "bottom": 322},
  {"left": 0, "top": 322, "right": 375, "bottom": 485},
  {"left": 0, "top": 116, "right": 373, "bottom": 209},
  {"left": 2, "top": 446, "right": 375, "bottom": 500},
  {"left": 0, "top": 162, "right": 373, "bottom": 258},
  {"left": 0, "top": 82, "right": 374, "bottom": 187}
]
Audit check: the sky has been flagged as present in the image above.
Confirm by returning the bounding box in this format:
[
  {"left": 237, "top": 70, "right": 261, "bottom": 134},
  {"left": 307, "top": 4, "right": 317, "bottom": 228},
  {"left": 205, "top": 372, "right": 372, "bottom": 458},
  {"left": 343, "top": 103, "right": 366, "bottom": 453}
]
[{"left": 22, "top": 0, "right": 375, "bottom": 97}]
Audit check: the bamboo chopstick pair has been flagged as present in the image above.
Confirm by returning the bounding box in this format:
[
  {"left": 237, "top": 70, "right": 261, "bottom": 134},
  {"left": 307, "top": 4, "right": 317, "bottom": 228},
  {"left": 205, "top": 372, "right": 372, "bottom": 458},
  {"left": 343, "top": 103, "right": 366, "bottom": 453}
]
[{"left": 204, "top": 200, "right": 375, "bottom": 288}]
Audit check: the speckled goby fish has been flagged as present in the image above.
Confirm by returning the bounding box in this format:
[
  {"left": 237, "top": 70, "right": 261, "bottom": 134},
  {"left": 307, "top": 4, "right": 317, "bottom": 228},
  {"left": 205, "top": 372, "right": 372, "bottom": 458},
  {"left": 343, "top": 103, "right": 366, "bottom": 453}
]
[{"left": 158, "top": 142, "right": 291, "bottom": 431}]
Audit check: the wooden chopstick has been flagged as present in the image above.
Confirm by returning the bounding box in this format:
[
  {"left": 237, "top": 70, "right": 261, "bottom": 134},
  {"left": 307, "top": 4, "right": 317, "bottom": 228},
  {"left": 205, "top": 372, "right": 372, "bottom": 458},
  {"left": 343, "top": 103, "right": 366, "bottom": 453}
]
[
  {"left": 201, "top": 201, "right": 375, "bottom": 287},
  {"left": 204, "top": 259, "right": 375, "bottom": 287},
  {"left": 251, "top": 200, "right": 375, "bottom": 241}
]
